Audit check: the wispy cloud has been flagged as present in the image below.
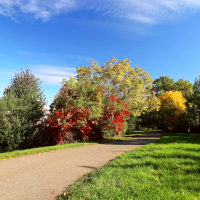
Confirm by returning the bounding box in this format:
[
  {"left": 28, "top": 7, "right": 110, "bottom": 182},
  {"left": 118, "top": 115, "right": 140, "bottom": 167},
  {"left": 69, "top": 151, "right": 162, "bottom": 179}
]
[
  {"left": 0, "top": 65, "right": 77, "bottom": 85},
  {"left": 0, "top": 0, "right": 200, "bottom": 23},
  {"left": 0, "top": 0, "right": 78, "bottom": 21},
  {"left": 32, "top": 65, "right": 77, "bottom": 85},
  {"left": 85, "top": 0, "right": 200, "bottom": 24}
]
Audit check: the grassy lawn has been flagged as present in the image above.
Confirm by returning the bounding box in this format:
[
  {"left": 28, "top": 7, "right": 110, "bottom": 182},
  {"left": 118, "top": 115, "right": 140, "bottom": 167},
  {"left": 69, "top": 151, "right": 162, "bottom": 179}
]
[
  {"left": 0, "top": 131, "right": 141, "bottom": 160},
  {"left": 58, "top": 132, "right": 200, "bottom": 200}
]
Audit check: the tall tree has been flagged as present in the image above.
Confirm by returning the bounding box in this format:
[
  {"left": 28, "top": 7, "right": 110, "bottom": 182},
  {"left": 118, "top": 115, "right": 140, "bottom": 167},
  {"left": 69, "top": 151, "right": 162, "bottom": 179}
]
[
  {"left": 76, "top": 57, "right": 154, "bottom": 116},
  {"left": 0, "top": 69, "right": 47, "bottom": 152}
]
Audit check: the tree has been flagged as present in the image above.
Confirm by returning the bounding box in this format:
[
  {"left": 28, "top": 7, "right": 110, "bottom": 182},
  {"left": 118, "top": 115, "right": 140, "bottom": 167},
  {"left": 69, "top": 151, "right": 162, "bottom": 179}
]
[
  {"left": 184, "top": 76, "right": 200, "bottom": 133},
  {"left": 76, "top": 57, "right": 153, "bottom": 116},
  {"left": 152, "top": 76, "right": 175, "bottom": 96},
  {"left": 175, "top": 79, "right": 193, "bottom": 97},
  {"left": 0, "top": 69, "right": 47, "bottom": 152},
  {"left": 159, "top": 91, "right": 186, "bottom": 131},
  {"left": 152, "top": 76, "right": 193, "bottom": 97}
]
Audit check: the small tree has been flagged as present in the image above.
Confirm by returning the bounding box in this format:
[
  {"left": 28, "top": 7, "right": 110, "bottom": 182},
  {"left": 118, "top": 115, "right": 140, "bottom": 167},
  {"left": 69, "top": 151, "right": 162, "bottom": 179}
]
[{"left": 0, "top": 69, "right": 47, "bottom": 152}]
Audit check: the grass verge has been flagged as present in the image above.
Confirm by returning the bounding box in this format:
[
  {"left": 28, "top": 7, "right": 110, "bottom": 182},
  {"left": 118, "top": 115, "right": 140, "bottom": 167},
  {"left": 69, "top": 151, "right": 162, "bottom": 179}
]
[
  {"left": 58, "top": 132, "right": 200, "bottom": 200},
  {"left": 0, "top": 131, "right": 141, "bottom": 160}
]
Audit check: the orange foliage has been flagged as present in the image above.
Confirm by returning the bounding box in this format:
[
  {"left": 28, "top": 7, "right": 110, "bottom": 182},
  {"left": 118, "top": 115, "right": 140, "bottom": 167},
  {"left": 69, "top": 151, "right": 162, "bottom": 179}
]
[{"left": 160, "top": 91, "right": 186, "bottom": 123}]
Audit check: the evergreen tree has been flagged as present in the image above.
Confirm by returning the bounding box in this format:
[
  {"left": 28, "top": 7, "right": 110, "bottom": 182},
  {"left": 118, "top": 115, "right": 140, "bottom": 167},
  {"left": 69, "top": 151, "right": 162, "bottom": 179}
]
[{"left": 0, "top": 69, "right": 47, "bottom": 152}]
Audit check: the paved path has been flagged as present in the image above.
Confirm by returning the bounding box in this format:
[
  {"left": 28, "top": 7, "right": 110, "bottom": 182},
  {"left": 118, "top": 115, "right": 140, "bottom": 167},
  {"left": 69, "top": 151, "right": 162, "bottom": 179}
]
[{"left": 0, "top": 133, "right": 161, "bottom": 200}]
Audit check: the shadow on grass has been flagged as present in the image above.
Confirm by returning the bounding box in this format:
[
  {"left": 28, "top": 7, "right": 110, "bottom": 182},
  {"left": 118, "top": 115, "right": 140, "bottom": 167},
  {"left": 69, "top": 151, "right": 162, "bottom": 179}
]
[{"left": 153, "top": 133, "right": 200, "bottom": 145}]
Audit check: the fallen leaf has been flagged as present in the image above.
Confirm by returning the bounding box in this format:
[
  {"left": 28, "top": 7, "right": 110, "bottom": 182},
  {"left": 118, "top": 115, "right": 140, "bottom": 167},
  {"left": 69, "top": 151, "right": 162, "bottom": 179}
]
[
  {"left": 51, "top": 191, "right": 56, "bottom": 194},
  {"left": 28, "top": 161, "right": 31, "bottom": 163}
]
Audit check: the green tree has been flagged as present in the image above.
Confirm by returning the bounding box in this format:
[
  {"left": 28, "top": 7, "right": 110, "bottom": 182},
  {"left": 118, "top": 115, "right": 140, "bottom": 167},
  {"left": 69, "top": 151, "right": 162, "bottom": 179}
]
[
  {"left": 76, "top": 57, "right": 153, "bottom": 116},
  {"left": 152, "top": 76, "right": 193, "bottom": 97},
  {"left": 0, "top": 69, "right": 47, "bottom": 152},
  {"left": 175, "top": 79, "right": 193, "bottom": 97},
  {"left": 152, "top": 76, "right": 175, "bottom": 96},
  {"left": 184, "top": 76, "right": 200, "bottom": 132}
]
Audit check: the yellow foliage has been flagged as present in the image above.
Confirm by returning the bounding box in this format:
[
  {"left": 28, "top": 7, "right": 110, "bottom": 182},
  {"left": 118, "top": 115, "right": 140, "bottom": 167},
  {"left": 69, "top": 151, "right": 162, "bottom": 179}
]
[{"left": 160, "top": 91, "right": 186, "bottom": 116}]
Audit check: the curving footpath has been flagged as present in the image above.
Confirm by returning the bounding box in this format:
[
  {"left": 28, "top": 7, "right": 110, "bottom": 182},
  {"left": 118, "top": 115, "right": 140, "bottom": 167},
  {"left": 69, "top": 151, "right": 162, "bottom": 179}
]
[{"left": 0, "top": 133, "right": 161, "bottom": 200}]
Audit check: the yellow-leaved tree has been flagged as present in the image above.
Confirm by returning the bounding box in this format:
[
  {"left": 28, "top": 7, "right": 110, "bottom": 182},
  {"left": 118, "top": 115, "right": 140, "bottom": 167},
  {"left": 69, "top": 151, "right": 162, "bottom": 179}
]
[
  {"left": 159, "top": 91, "right": 186, "bottom": 130},
  {"left": 76, "top": 57, "right": 157, "bottom": 116}
]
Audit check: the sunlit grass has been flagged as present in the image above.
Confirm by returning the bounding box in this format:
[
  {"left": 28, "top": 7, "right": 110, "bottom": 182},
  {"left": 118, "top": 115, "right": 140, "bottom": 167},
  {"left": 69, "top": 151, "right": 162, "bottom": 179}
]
[
  {"left": 0, "top": 130, "right": 141, "bottom": 160},
  {"left": 58, "top": 133, "right": 200, "bottom": 200}
]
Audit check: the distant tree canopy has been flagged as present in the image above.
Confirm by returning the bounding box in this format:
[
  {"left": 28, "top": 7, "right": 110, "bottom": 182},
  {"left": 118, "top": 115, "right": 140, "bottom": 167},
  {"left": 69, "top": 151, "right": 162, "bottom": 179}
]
[{"left": 152, "top": 76, "right": 193, "bottom": 97}]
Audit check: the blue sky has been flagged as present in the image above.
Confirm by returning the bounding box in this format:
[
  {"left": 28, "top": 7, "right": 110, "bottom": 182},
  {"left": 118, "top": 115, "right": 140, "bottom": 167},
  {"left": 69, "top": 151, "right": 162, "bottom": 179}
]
[{"left": 1, "top": 0, "right": 200, "bottom": 106}]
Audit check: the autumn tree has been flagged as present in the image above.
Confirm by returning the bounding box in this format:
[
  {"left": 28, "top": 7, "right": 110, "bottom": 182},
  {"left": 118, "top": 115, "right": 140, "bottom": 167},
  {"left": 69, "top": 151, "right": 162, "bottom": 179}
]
[
  {"left": 76, "top": 57, "right": 154, "bottom": 116},
  {"left": 158, "top": 91, "right": 186, "bottom": 131}
]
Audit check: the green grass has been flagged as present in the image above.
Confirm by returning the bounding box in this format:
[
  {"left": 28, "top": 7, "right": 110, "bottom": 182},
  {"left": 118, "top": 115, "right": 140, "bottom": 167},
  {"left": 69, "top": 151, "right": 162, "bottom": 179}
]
[
  {"left": 58, "top": 132, "right": 200, "bottom": 200},
  {"left": 0, "top": 131, "right": 141, "bottom": 160}
]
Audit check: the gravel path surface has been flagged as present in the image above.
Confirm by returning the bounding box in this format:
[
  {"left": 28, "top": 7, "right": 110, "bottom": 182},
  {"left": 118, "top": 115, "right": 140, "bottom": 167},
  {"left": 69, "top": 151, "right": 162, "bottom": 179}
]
[{"left": 0, "top": 133, "right": 161, "bottom": 200}]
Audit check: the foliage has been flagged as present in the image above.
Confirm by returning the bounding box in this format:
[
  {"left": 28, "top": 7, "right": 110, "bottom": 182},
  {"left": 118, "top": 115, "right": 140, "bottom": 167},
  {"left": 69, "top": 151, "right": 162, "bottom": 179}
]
[
  {"left": 152, "top": 76, "right": 193, "bottom": 97},
  {"left": 76, "top": 57, "right": 153, "bottom": 116},
  {"left": 42, "top": 80, "right": 130, "bottom": 145},
  {"left": 0, "top": 69, "right": 46, "bottom": 152},
  {"left": 152, "top": 76, "right": 175, "bottom": 96},
  {"left": 175, "top": 78, "right": 193, "bottom": 97},
  {"left": 158, "top": 91, "right": 186, "bottom": 131},
  {"left": 61, "top": 76, "right": 77, "bottom": 89}
]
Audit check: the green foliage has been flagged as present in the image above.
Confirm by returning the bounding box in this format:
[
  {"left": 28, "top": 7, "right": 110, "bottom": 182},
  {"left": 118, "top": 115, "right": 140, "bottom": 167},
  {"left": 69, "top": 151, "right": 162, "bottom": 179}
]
[
  {"left": 0, "top": 69, "right": 46, "bottom": 152},
  {"left": 152, "top": 76, "right": 175, "bottom": 96},
  {"left": 175, "top": 78, "right": 193, "bottom": 97},
  {"left": 138, "top": 110, "right": 158, "bottom": 130},
  {"left": 61, "top": 76, "right": 77, "bottom": 89},
  {"left": 50, "top": 79, "right": 104, "bottom": 120},
  {"left": 152, "top": 76, "right": 193, "bottom": 97}
]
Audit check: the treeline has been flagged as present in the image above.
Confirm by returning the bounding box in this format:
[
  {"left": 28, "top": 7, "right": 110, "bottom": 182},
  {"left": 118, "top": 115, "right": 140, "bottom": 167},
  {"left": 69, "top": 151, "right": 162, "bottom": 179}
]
[
  {"left": 0, "top": 58, "right": 199, "bottom": 153},
  {"left": 138, "top": 76, "right": 200, "bottom": 133}
]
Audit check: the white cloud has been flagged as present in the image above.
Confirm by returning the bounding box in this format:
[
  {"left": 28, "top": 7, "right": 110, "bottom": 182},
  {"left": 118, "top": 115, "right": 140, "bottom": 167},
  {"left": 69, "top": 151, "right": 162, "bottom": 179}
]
[
  {"left": 0, "top": 0, "right": 78, "bottom": 21},
  {"left": 32, "top": 65, "right": 77, "bottom": 85},
  {"left": 36, "top": 75, "right": 69, "bottom": 84},
  {"left": 85, "top": 0, "right": 200, "bottom": 24},
  {"left": 0, "top": 65, "right": 77, "bottom": 85},
  {"left": 0, "top": 0, "right": 200, "bottom": 23}
]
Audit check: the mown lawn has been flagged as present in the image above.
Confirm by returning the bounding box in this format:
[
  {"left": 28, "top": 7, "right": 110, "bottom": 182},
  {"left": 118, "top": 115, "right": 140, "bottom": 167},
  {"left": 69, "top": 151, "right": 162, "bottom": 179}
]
[
  {"left": 0, "top": 131, "right": 141, "bottom": 160},
  {"left": 58, "top": 132, "right": 200, "bottom": 200}
]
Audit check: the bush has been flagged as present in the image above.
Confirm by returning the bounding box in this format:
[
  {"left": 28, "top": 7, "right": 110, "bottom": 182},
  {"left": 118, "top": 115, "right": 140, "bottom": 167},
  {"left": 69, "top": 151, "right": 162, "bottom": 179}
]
[{"left": 41, "top": 80, "right": 130, "bottom": 145}]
